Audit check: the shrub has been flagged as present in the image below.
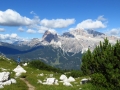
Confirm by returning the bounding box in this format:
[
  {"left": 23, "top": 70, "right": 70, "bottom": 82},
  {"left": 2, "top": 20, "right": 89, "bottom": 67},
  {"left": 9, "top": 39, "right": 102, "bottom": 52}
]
[
  {"left": 20, "top": 73, "right": 27, "bottom": 78},
  {"left": 81, "top": 38, "right": 120, "bottom": 89},
  {"left": 28, "top": 60, "right": 63, "bottom": 73},
  {"left": 66, "top": 70, "right": 83, "bottom": 78}
]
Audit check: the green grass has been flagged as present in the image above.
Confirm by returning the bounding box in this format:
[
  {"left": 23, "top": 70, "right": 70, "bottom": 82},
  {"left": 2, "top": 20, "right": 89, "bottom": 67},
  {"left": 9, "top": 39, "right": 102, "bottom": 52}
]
[
  {"left": 2, "top": 78, "right": 28, "bottom": 90},
  {"left": 0, "top": 56, "right": 108, "bottom": 90}
]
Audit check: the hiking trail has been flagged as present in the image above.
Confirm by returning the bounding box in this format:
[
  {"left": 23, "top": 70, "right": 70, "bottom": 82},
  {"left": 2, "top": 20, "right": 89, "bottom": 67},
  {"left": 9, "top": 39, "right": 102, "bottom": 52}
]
[{"left": 20, "top": 78, "right": 35, "bottom": 90}]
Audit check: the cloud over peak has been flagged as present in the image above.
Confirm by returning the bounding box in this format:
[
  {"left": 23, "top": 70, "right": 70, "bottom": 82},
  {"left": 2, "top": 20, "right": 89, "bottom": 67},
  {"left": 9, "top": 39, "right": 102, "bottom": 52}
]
[
  {"left": 107, "top": 28, "right": 120, "bottom": 36},
  {"left": 76, "top": 16, "right": 106, "bottom": 29},
  {"left": 0, "top": 33, "right": 18, "bottom": 40},
  {"left": 40, "top": 18, "right": 75, "bottom": 28},
  {"left": 76, "top": 19, "right": 106, "bottom": 29}
]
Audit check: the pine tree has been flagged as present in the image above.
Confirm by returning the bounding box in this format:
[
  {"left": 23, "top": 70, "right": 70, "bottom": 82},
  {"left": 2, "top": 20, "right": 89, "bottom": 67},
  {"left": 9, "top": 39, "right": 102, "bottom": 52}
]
[{"left": 81, "top": 38, "right": 120, "bottom": 89}]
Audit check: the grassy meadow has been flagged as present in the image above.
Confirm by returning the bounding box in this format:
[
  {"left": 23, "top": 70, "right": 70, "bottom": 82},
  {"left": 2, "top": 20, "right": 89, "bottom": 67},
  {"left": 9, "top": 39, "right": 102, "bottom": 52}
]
[{"left": 0, "top": 56, "right": 107, "bottom": 90}]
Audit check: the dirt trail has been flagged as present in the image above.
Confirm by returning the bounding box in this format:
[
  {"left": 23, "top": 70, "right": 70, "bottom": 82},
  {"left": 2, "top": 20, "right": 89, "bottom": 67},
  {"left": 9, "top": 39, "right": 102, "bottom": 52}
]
[{"left": 20, "top": 78, "right": 35, "bottom": 90}]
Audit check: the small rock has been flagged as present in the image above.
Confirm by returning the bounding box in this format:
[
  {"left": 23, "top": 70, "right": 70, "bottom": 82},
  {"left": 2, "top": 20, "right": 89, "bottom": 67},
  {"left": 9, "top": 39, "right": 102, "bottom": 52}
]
[
  {"left": 0, "top": 85, "right": 4, "bottom": 89},
  {"left": 63, "top": 82, "right": 72, "bottom": 87},
  {"left": 37, "top": 80, "right": 42, "bottom": 84},
  {"left": 10, "top": 78, "right": 16, "bottom": 83}
]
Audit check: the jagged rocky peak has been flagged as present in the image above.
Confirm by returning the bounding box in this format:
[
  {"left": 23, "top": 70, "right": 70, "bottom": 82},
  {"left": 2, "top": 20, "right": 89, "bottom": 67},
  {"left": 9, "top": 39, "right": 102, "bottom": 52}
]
[
  {"left": 62, "top": 32, "right": 74, "bottom": 38},
  {"left": 70, "top": 28, "right": 88, "bottom": 36},
  {"left": 42, "top": 30, "right": 58, "bottom": 42},
  {"left": 31, "top": 38, "right": 41, "bottom": 42},
  {"left": 87, "top": 29, "right": 105, "bottom": 37}
]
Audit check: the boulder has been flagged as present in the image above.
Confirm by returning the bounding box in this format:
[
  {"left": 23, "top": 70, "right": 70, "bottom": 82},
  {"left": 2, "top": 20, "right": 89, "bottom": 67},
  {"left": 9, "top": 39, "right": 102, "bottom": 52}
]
[
  {"left": 43, "top": 78, "right": 55, "bottom": 85},
  {"left": 54, "top": 79, "right": 59, "bottom": 85},
  {"left": 13, "top": 65, "right": 26, "bottom": 76},
  {"left": 0, "top": 72, "right": 10, "bottom": 82},
  {"left": 59, "top": 74, "right": 67, "bottom": 81},
  {"left": 63, "top": 82, "right": 72, "bottom": 86},
  {"left": 80, "top": 78, "right": 88, "bottom": 84},
  {"left": 0, "top": 72, "right": 16, "bottom": 89},
  {"left": 68, "top": 76, "right": 75, "bottom": 82},
  {"left": 0, "top": 85, "right": 4, "bottom": 89},
  {"left": 10, "top": 78, "right": 16, "bottom": 84},
  {"left": 2, "top": 80, "right": 11, "bottom": 85}
]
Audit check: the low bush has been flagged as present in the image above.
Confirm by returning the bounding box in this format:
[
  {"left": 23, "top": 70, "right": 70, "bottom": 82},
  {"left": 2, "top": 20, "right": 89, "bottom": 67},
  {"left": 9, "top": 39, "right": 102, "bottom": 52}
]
[
  {"left": 66, "top": 70, "right": 83, "bottom": 78},
  {"left": 28, "top": 60, "right": 63, "bottom": 73}
]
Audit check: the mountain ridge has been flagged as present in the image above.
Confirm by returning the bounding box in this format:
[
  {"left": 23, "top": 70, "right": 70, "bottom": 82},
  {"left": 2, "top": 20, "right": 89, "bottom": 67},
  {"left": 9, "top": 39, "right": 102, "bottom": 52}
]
[{"left": 0, "top": 29, "right": 119, "bottom": 70}]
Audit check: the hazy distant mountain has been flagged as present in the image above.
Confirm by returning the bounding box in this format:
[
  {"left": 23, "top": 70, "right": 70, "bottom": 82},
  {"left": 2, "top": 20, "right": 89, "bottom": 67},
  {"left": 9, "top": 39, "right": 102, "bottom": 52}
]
[{"left": 0, "top": 29, "right": 119, "bottom": 70}]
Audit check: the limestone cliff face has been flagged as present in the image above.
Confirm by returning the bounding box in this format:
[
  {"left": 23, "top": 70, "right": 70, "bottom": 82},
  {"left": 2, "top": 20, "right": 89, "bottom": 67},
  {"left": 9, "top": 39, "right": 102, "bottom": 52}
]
[{"left": 42, "top": 30, "right": 58, "bottom": 43}]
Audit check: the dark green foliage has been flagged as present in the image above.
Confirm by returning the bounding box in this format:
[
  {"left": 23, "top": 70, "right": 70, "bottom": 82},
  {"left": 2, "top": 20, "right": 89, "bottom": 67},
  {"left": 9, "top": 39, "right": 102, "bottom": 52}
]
[
  {"left": 20, "top": 73, "right": 27, "bottom": 78},
  {"left": 28, "top": 60, "right": 63, "bottom": 73},
  {"left": 66, "top": 70, "right": 83, "bottom": 78},
  {"left": 91, "top": 73, "right": 107, "bottom": 87},
  {"left": 81, "top": 38, "right": 120, "bottom": 89}
]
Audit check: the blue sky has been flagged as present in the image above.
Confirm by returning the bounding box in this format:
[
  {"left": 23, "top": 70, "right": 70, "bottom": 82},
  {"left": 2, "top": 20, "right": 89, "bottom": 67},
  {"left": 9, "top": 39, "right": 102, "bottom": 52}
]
[{"left": 0, "top": 0, "right": 120, "bottom": 42}]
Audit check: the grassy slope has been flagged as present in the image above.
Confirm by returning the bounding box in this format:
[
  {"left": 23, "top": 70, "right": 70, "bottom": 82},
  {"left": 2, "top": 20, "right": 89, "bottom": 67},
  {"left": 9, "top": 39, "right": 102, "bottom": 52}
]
[
  {"left": 0, "top": 57, "right": 28, "bottom": 90},
  {"left": 0, "top": 56, "right": 106, "bottom": 90}
]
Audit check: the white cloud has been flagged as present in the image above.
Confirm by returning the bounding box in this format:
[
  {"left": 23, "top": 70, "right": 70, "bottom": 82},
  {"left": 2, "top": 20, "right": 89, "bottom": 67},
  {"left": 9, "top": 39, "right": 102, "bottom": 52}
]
[
  {"left": 106, "top": 28, "right": 120, "bottom": 36},
  {"left": 26, "top": 29, "right": 36, "bottom": 33},
  {"left": 30, "top": 11, "right": 36, "bottom": 15},
  {"left": 10, "top": 33, "right": 18, "bottom": 39},
  {"left": 18, "top": 27, "right": 24, "bottom": 32},
  {"left": 97, "top": 15, "right": 106, "bottom": 21},
  {"left": 40, "top": 18, "right": 75, "bottom": 28},
  {"left": 76, "top": 19, "right": 106, "bottom": 29},
  {"left": 69, "top": 16, "right": 107, "bottom": 31},
  {"left": 0, "top": 33, "right": 30, "bottom": 42},
  {"left": 0, "top": 28, "right": 5, "bottom": 32},
  {"left": 0, "top": 33, "right": 18, "bottom": 40},
  {"left": 0, "top": 9, "right": 39, "bottom": 26},
  {"left": 47, "top": 29, "right": 57, "bottom": 34},
  {"left": 38, "top": 26, "right": 48, "bottom": 33}
]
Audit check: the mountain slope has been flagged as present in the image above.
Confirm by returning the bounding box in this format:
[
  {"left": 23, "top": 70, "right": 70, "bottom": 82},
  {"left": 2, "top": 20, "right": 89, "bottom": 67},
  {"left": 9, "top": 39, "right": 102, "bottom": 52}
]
[
  {"left": 6, "top": 45, "right": 82, "bottom": 70},
  {"left": 0, "top": 29, "right": 119, "bottom": 70}
]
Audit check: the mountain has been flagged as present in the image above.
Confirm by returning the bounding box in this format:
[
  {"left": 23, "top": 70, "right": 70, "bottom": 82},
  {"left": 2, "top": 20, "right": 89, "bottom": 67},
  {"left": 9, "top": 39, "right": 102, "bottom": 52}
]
[
  {"left": 42, "top": 30, "right": 58, "bottom": 42},
  {"left": 0, "top": 29, "right": 119, "bottom": 70},
  {"left": 87, "top": 29, "right": 105, "bottom": 37},
  {"left": 62, "top": 32, "right": 75, "bottom": 38}
]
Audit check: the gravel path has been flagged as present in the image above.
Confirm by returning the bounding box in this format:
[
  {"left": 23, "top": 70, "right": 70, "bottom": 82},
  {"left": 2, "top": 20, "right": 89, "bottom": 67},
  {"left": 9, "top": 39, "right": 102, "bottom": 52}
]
[{"left": 20, "top": 78, "right": 35, "bottom": 90}]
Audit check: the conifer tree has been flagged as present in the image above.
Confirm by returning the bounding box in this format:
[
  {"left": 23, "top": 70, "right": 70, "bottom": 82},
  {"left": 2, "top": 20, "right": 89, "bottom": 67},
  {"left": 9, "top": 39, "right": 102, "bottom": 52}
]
[{"left": 81, "top": 38, "right": 120, "bottom": 89}]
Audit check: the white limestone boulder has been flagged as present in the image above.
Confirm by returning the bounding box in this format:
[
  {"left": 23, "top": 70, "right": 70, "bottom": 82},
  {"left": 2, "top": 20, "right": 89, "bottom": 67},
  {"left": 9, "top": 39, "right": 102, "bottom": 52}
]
[
  {"left": 43, "top": 78, "right": 55, "bottom": 85},
  {"left": 0, "top": 72, "right": 10, "bottom": 82},
  {"left": 23, "top": 63, "right": 27, "bottom": 66},
  {"left": 80, "top": 78, "right": 89, "bottom": 84},
  {"left": 59, "top": 74, "right": 67, "bottom": 81},
  {"left": 54, "top": 79, "right": 59, "bottom": 85},
  {"left": 0, "top": 85, "right": 4, "bottom": 89},
  {"left": 68, "top": 76, "right": 75, "bottom": 82},
  {"left": 63, "top": 82, "right": 73, "bottom": 86},
  {"left": 10, "top": 78, "right": 16, "bottom": 84},
  {"left": 2, "top": 80, "right": 11, "bottom": 85},
  {"left": 13, "top": 65, "right": 26, "bottom": 77}
]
